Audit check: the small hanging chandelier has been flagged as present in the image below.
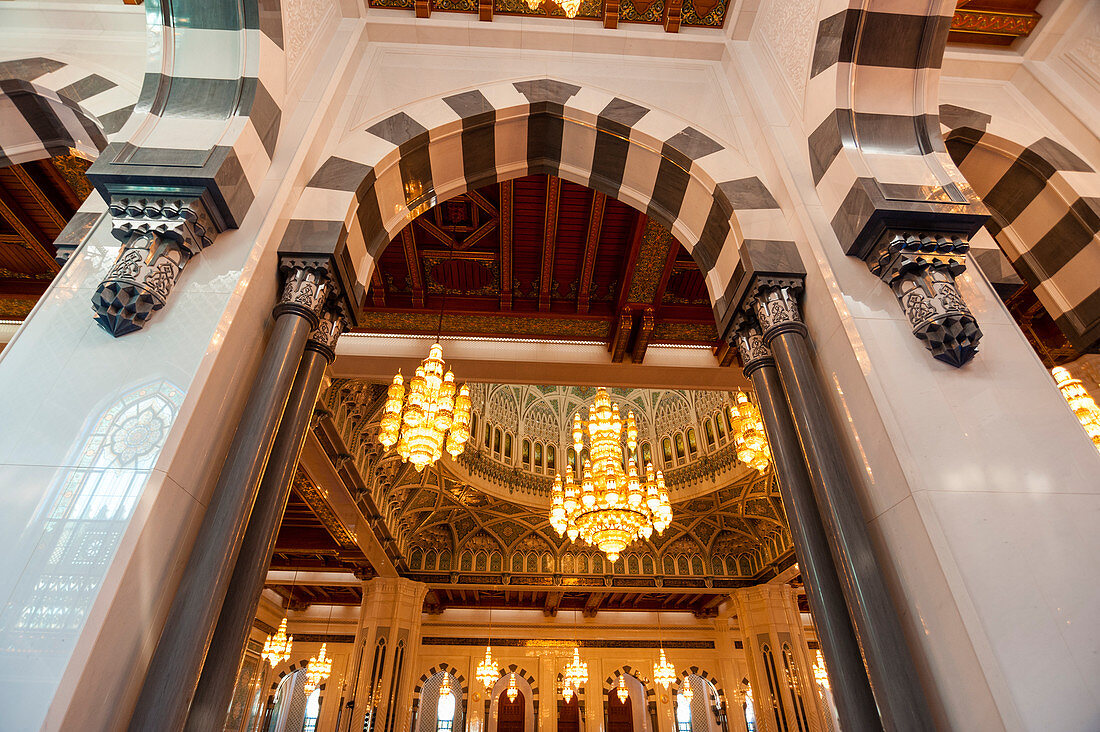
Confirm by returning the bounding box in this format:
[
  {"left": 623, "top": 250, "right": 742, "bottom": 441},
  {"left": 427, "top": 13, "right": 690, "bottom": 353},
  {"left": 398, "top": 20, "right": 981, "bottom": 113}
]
[
  {"left": 680, "top": 678, "right": 694, "bottom": 702},
  {"left": 561, "top": 683, "right": 574, "bottom": 702},
  {"left": 507, "top": 673, "right": 519, "bottom": 702},
  {"left": 476, "top": 607, "right": 498, "bottom": 688},
  {"left": 653, "top": 648, "right": 676, "bottom": 688},
  {"left": 550, "top": 388, "right": 672, "bottom": 562},
  {"left": 440, "top": 672, "right": 454, "bottom": 700},
  {"left": 616, "top": 679, "right": 629, "bottom": 703},
  {"left": 730, "top": 391, "right": 771, "bottom": 472},
  {"left": 261, "top": 617, "right": 293, "bottom": 668},
  {"left": 1052, "top": 367, "right": 1100, "bottom": 453},
  {"left": 302, "top": 643, "right": 332, "bottom": 694}
]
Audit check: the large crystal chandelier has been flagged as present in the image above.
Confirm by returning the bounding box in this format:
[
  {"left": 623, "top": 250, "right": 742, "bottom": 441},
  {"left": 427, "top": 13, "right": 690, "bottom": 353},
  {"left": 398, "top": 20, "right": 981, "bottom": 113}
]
[
  {"left": 549, "top": 389, "right": 672, "bottom": 562},
  {"left": 729, "top": 391, "right": 771, "bottom": 472},
  {"left": 302, "top": 643, "right": 332, "bottom": 694},
  {"left": 1052, "top": 367, "right": 1100, "bottom": 453},
  {"left": 379, "top": 343, "right": 471, "bottom": 470},
  {"left": 261, "top": 617, "right": 293, "bottom": 668}
]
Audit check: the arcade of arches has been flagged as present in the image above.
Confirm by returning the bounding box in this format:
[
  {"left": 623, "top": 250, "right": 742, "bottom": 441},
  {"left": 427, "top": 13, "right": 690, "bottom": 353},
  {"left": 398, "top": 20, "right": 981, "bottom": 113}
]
[{"left": 1, "top": 1, "right": 1100, "bottom": 732}]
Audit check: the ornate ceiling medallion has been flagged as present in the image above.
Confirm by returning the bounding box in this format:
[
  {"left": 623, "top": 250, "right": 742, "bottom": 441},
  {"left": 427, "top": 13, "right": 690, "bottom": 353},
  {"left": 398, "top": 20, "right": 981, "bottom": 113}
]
[
  {"left": 379, "top": 343, "right": 472, "bottom": 470},
  {"left": 550, "top": 388, "right": 672, "bottom": 562}
]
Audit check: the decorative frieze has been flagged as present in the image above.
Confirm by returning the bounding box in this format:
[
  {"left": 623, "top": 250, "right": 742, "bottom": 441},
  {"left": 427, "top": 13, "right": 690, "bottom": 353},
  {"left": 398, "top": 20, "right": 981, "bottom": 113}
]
[
  {"left": 91, "top": 196, "right": 216, "bottom": 337},
  {"left": 866, "top": 231, "right": 982, "bottom": 367}
]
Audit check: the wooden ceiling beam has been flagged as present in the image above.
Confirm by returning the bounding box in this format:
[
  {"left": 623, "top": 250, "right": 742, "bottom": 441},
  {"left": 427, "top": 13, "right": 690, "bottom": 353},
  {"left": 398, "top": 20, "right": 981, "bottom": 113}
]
[
  {"left": 609, "top": 307, "right": 633, "bottom": 363},
  {"left": 9, "top": 165, "right": 66, "bottom": 233},
  {"left": 631, "top": 307, "right": 655, "bottom": 363},
  {"left": 544, "top": 591, "right": 563, "bottom": 617},
  {"left": 615, "top": 214, "right": 646, "bottom": 313},
  {"left": 415, "top": 0, "right": 430, "bottom": 17},
  {"left": 603, "top": 0, "right": 619, "bottom": 28},
  {"left": 400, "top": 226, "right": 425, "bottom": 308},
  {"left": 663, "top": 0, "right": 682, "bottom": 32},
  {"left": 0, "top": 183, "right": 59, "bottom": 273},
  {"left": 370, "top": 266, "right": 386, "bottom": 307},
  {"left": 583, "top": 592, "right": 603, "bottom": 618},
  {"left": 499, "top": 180, "right": 513, "bottom": 311},
  {"left": 478, "top": 0, "right": 492, "bottom": 20},
  {"left": 577, "top": 191, "right": 605, "bottom": 315},
  {"left": 539, "top": 175, "right": 561, "bottom": 312}
]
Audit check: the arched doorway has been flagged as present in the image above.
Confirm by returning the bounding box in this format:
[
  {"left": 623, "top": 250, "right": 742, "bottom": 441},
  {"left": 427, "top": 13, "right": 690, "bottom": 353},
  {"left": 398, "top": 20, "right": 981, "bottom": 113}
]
[
  {"left": 498, "top": 689, "right": 525, "bottom": 732},
  {"left": 558, "top": 693, "right": 581, "bottom": 732},
  {"left": 606, "top": 687, "right": 633, "bottom": 732}
]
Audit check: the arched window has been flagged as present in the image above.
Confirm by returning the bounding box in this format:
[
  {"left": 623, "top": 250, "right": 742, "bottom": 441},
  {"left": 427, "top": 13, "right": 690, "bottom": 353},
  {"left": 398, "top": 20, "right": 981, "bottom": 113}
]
[
  {"left": 581, "top": 448, "right": 590, "bottom": 465},
  {"left": 676, "top": 684, "right": 693, "bottom": 732},
  {"left": 439, "top": 551, "right": 451, "bottom": 571},
  {"left": 691, "top": 556, "right": 704, "bottom": 575},
  {"left": 471, "top": 412, "right": 479, "bottom": 443},
  {"left": 640, "top": 442, "right": 653, "bottom": 466},
  {"left": 628, "top": 554, "right": 640, "bottom": 574},
  {"left": 512, "top": 554, "right": 523, "bottom": 572},
  {"left": 686, "top": 428, "right": 698, "bottom": 457},
  {"left": 568, "top": 447, "right": 577, "bottom": 470},
  {"left": 677, "top": 555, "right": 689, "bottom": 575},
  {"left": 642, "top": 555, "right": 654, "bottom": 575},
  {"left": 534, "top": 442, "right": 543, "bottom": 472},
  {"left": 526, "top": 553, "right": 538, "bottom": 573},
  {"left": 410, "top": 548, "right": 423, "bottom": 569},
  {"left": 425, "top": 549, "right": 437, "bottom": 570},
  {"left": 592, "top": 555, "right": 604, "bottom": 574},
  {"left": 674, "top": 433, "right": 686, "bottom": 461},
  {"left": 723, "top": 408, "right": 733, "bottom": 435},
  {"left": 662, "top": 438, "right": 673, "bottom": 465},
  {"left": 493, "top": 428, "right": 502, "bottom": 457},
  {"left": 704, "top": 419, "right": 715, "bottom": 448},
  {"left": 484, "top": 421, "right": 493, "bottom": 448},
  {"left": 504, "top": 433, "right": 513, "bottom": 463},
  {"left": 542, "top": 552, "right": 554, "bottom": 572},
  {"left": 577, "top": 554, "right": 589, "bottom": 573},
  {"left": 547, "top": 445, "right": 556, "bottom": 473},
  {"left": 490, "top": 552, "right": 503, "bottom": 572},
  {"left": 436, "top": 682, "right": 456, "bottom": 732},
  {"left": 302, "top": 688, "right": 321, "bottom": 732},
  {"left": 475, "top": 551, "right": 487, "bottom": 572},
  {"left": 663, "top": 555, "right": 675, "bottom": 575},
  {"left": 523, "top": 439, "right": 532, "bottom": 468},
  {"left": 715, "top": 412, "right": 726, "bottom": 441},
  {"left": 562, "top": 553, "right": 574, "bottom": 573},
  {"left": 461, "top": 552, "right": 472, "bottom": 571}
]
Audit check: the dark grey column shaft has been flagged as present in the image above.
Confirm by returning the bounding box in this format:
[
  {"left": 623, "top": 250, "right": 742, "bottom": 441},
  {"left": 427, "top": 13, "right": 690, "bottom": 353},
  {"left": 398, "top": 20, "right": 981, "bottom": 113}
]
[
  {"left": 738, "top": 326, "right": 882, "bottom": 732},
  {"left": 128, "top": 266, "right": 330, "bottom": 732},
  {"left": 185, "top": 310, "right": 342, "bottom": 731},
  {"left": 753, "top": 286, "right": 934, "bottom": 732}
]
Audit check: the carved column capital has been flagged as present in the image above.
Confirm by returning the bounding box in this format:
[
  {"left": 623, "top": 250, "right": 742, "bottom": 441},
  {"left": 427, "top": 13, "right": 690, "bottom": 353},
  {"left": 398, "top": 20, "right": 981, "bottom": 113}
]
[
  {"left": 866, "top": 231, "right": 982, "bottom": 367},
  {"left": 91, "top": 196, "right": 217, "bottom": 337},
  {"left": 305, "top": 305, "right": 347, "bottom": 364},
  {"left": 275, "top": 257, "right": 334, "bottom": 326},
  {"left": 729, "top": 314, "right": 773, "bottom": 376},
  {"left": 748, "top": 278, "right": 805, "bottom": 344}
]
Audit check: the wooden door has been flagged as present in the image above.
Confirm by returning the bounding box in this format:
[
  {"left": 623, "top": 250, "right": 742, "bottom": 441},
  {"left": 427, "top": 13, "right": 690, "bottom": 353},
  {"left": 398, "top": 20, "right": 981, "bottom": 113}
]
[
  {"left": 607, "top": 689, "right": 634, "bottom": 732},
  {"left": 558, "top": 696, "right": 581, "bottom": 732},
  {"left": 498, "top": 689, "right": 525, "bottom": 732}
]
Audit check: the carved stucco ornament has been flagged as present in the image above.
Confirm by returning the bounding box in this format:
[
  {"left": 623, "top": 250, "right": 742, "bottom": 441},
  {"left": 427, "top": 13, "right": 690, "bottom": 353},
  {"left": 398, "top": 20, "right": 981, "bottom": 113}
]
[
  {"left": 91, "top": 197, "right": 215, "bottom": 337},
  {"left": 866, "top": 231, "right": 981, "bottom": 367}
]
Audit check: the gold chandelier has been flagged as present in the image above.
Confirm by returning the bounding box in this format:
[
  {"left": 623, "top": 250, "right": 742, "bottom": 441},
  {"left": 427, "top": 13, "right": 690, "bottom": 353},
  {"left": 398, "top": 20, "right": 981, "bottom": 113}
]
[
  {"left": 1052, "top": 367, "right": 1100, "bottom": 453},
  {"left": 302, "top": 643, "right": 332, "bottom": 694},
  {"left": 561, "top": 684, "right": 574, "bottom": 703},
  {"left": 616, "top": 680, "right": 629, "bottom": 703},
  {"left": 261, "top": 617, "right": 293, "bottom": 668},
  {"left": 653, "top": 648, "right": 676, "bottom": 688},
  {"left": 549, "top": 389, "right": 672, "bottom": 562},
  {"left": 523, "top": 0, "right": 581, "bottom": 17},
  {"left": 507, "top": 673, "right": 519, "bottom": 702},
  {"left": 729, "top": 391, "right": 771, "bottom": 472},
  {"left": 379, "top": 343, "right": 471, "bottom": 470},
  {"left": 476, "top": 646, "right": 497, "bottom": 688},
  {"left": 680, "top": 679, "right": 694, "bottom": 702},
  {"left": 562, "top": 646, "right": 588, "bottom": 691},
  {"left": 440, "top": 672, "right": 454, "bottom": 701}
]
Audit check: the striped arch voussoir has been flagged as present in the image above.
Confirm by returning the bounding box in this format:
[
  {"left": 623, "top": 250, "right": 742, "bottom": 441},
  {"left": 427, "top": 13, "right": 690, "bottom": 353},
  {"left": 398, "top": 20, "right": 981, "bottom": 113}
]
[
  {"left": 603, "top": 667, "right": 655, "bottom": 697},
  {"left": 282, "top": 77, "right": 801, "bottom": 335},
  {"left": 498, "top": 664, "right": 539, "bottom": 696},
  {"left": 679, "top": 667, "right": 723, "bottom": 697}
]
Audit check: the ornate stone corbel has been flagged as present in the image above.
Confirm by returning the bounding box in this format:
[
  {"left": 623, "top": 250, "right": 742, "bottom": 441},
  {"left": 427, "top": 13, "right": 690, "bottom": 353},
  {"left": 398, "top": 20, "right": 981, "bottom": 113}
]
[
  {"left": 747, "top": 277, "right": 805, "bottom": 343},
  {"left": 865, "top": 231, "right": 981, "bottom": 367},
  {"left": 304, "top": 304, "right": 347, "bottom": 364},
  {"left": 91, "top": 196, "right": 217, "bottom": 336},
  {"left": 275, "top": 257, "right": 334, "bottom": 326},
  {"left": 729, "top": 314, "right": 772, "bottom": 376}
]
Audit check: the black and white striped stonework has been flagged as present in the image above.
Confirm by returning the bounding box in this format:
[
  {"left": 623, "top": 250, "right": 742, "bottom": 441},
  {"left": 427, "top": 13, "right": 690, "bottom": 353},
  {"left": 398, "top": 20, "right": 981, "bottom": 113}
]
[
  {"left": 805, "top": 1, "right": 987, "bottom": 258},
  {"left": 87, "top": 0, "right": 285, "bottom": 229},
  {"left": 941, "top": 105, "right": 1100, "bottom": 351},
  {"left": 0, "top": 56, "right": 135, "bottom": 167},
  {"left": 283, "top": 78, "right": 800, "bottom": 336}
]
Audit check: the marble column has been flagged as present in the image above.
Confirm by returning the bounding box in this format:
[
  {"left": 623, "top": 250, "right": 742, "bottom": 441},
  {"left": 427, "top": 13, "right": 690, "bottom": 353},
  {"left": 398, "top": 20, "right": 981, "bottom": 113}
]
[
  {"left": 346, "top": 578, "right": 430, "bottom": 732},
  {"left": 750, "top": 282, "right": 934, "bottom": 732},
  {"left": 128, "top": 258, "right": 335, "bottom": 732},
  {"left": 730, "top": 586, "right": 825, "bottom": 732},
  {"left": 185, "top": 304, "right": 346, "bottom": 731},
  {"left": 732, "top": 319, "right": 881, "bottom": 732}
]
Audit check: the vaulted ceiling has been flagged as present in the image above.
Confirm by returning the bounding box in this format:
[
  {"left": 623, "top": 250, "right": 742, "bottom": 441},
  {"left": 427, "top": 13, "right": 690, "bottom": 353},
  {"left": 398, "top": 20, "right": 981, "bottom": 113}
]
[{"left": 361, "top": 174, "right": 723, "bottom": 363}]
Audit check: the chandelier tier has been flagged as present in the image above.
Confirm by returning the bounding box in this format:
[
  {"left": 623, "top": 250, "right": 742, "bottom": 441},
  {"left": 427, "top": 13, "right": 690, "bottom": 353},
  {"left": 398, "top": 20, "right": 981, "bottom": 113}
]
[
  {"left": 1052, "top": 367, "right": 1100, "bottom": 453},
  {"left": 440, "top": 672, "right": 454, "bottom": 700},
  {"left": 680, "top": 679, "right": 694, "bottom": 702},
  {"left": 302, "top": 643, "right": 333, "bottom": 694},
  {"left": 561, "top": 684, "right": 574, "bottom": 703},
  {"left": 616, "top": 680, "right": 629, "bottom": 703},
  {"left": 379, "top": 343, "right": 471, "bottom": 470},
  {"left": 562, "top": 646, "right": 589, "bottom": 691},
  {"left": 261, "top": 617, "right": 293, "bottom": 668},
  {"left": 549, "top": 388, "right": 672, "bottom": 562},
  {"left": 729, "top": 391, "right": 771, "bottom": 473}
]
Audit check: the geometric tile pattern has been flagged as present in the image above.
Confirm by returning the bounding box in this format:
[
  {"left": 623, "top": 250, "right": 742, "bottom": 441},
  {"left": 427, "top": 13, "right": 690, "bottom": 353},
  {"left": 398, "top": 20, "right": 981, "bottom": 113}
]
[
  {"left": 0, "top": 56, "right": 135, "bottom": 167},
  {"left": 805, "top": 2, "right": 989, "bottom": 260},
  {"left": 283, "top": 77, "right": 797, "bottom": 331},
  {"left": 941, "top": 104, "right": 1100, "bottom": 351}
]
